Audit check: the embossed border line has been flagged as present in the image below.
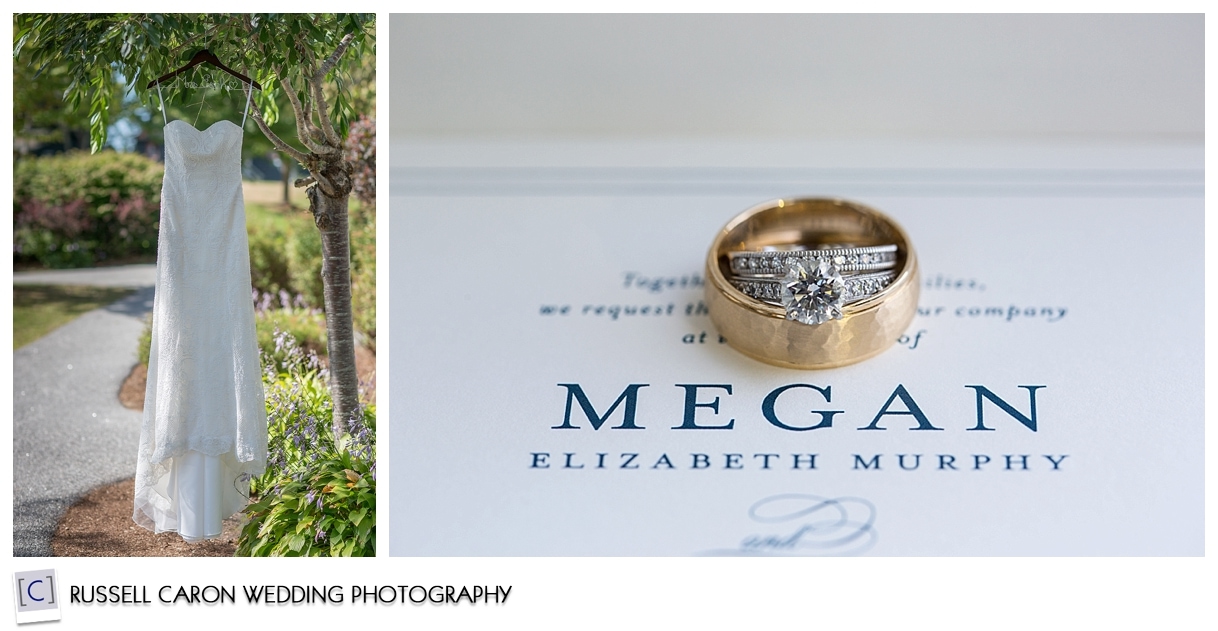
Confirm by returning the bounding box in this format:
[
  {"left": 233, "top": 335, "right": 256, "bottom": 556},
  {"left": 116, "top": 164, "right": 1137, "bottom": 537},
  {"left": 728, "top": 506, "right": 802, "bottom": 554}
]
[{"left": 390, "top": 166, "right": 1203, "bottom": 198}]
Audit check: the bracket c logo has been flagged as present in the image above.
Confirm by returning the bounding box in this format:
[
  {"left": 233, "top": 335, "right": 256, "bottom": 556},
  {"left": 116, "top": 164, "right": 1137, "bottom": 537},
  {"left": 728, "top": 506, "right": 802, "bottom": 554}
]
[{"left": 12, "top": 569, "right": 60, "bottom": 623}]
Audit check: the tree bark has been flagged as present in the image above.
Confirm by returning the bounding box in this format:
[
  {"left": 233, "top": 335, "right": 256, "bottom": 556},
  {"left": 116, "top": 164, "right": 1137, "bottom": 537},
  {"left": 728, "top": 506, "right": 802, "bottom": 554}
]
[{"left": 307, "top": 160, "right": 360, "bottom": 438}]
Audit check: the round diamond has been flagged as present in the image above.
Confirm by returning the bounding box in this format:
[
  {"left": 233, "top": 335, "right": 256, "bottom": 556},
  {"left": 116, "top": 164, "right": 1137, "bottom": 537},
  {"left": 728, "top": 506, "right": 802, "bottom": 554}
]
[{"left": 781, "top": 258, "right": 845, "bottom": 325}]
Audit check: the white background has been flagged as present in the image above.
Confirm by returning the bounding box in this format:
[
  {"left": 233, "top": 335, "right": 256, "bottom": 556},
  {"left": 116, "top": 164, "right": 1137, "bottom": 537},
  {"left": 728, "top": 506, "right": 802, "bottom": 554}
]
[{"left": 3, "top": 7, "right": 1214, "bottom": 630}]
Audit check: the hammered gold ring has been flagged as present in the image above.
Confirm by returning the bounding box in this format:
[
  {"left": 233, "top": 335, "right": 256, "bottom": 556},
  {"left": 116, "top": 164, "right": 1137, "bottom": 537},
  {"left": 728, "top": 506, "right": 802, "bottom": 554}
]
[{"left": 705, "top": 197, "right": 920, "bottom": 369}]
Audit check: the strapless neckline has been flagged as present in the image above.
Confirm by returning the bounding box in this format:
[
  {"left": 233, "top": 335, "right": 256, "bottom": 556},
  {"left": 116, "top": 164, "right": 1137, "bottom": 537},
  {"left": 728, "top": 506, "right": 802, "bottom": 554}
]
[{"left": 165, "top": 119, "right": 242, "bottom": 135}]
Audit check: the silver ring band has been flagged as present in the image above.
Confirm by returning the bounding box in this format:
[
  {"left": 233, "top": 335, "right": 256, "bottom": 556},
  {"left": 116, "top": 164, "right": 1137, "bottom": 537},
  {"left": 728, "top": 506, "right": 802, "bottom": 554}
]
[{"left": 729, "top": 245, "right": 897, "bottom": 276}]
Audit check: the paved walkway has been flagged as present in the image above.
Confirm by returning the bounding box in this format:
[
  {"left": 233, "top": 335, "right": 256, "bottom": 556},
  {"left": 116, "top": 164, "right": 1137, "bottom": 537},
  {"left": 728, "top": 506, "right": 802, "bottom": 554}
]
[
  {"left": 13, "top": 263, "right": 156, "bottom": 288},
  {"left": 13, "top": 265, "right": 155, "bottom": 556}
]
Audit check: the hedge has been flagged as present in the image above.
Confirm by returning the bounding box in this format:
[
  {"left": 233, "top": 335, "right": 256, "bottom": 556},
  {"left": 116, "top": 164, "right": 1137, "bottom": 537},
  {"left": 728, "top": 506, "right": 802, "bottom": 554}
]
[{"left": 14, "top": 151, "right": 163, "bottom": 268}]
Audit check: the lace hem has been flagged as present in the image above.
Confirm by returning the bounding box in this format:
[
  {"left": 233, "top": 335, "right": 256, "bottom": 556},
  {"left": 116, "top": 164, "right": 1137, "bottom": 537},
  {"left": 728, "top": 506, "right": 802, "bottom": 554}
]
[{"left": 133, "top": 449, "right": 258, "bottom": 541}]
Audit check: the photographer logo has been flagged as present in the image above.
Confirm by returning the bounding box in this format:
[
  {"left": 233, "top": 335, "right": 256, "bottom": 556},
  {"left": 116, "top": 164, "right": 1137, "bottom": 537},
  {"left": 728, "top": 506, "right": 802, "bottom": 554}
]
[{"left": 13, "top": 569, "right": 60, "bottom": 624}]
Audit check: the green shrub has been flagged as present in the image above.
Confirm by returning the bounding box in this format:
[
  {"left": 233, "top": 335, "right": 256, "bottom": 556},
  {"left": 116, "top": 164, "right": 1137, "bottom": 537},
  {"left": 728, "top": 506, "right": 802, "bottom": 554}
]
[
  {"left": 286, "top": 225, "right": 325, "bottom": 310},
  {"left": 246, "top": 203, "right": 310, "bottom": 299},
  {"left": 237, "top": 438, "right": 375, "bottom": 557},
  {"left": 244, "top": 198, "right": 374, "bottom": 343},
  {"left": 237, "top": 328, "right": 375, "bottom": 557},
  {"left": 255, "top": 302, "right": 328, "bottom": 369},
  {"left": 137, "top": 314, "right": 152, "bottom": 366},
  {"left": 14, "top": 151, "right": 163, "bottom": 268},
  {"left": 247, "top": 227, "right": 293, "bottom": 299},
  {"left": 344, "top": 116, "right": 375, "bottom": 211}
]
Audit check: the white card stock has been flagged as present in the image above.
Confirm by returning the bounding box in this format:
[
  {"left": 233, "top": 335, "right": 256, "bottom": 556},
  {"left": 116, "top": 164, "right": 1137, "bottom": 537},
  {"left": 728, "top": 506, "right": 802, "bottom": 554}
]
[{"left": 388, "top": 141, "right": 1202, "bottom": 556}]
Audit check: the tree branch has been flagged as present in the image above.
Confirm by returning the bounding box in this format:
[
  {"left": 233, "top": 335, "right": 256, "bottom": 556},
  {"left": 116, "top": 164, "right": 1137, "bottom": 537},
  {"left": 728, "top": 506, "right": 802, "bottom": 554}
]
[
  {"left": 312, "top": 169, "right": 337, "bottom": 197},
  {"left": 289, "top": 76, "right": 319, "bottom": 143},
  {"left": 318, "top": 32, "right": 357, "bottom": 79},
  {"left": 250, "top": 105, "right": 309, "bottom": 164},
  {"left": 278, "top": 67, "right": 334, "bottom": 154},
  {"left": 297, "top": 40, "right": 320, "bottom": 78},
  {"left": 300, "top": 94, "right": 313, "bottom": 127},
  {"left": 291, "top": 40, "right": 343, "bottom": 148},
  {"left": 311, "top": 32, "right": 357, "bottom": 147},
  {"left": 308, "top": 74, "right": 343, "bottom": 147}
]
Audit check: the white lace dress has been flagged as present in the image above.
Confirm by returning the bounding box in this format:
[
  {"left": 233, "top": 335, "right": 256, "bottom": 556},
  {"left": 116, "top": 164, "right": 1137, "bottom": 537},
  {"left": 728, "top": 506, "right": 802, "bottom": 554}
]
[{"left": 133, "top": 118, "right": 267, "bottom": 542}]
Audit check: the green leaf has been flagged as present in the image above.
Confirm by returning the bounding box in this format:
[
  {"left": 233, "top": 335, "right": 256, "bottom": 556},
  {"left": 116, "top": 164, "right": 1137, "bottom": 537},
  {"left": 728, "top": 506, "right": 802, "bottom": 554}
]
[{"left": 287, "top": 533, "right": 307, "bottom": 552}]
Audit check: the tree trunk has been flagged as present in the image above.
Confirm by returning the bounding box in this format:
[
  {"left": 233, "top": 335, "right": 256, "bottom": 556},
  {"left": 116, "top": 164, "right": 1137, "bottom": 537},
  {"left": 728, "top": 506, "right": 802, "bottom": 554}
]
[
  {"left": 308, "top": 182, "right": 361, "bottom": 438},
  {"left": 238, "top": 30, "right": 364, "bottom": 438}
]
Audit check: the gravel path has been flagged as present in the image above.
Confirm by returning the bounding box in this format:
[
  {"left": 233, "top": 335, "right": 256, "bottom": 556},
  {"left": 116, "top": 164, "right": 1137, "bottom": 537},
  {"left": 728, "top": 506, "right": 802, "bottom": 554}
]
[{"left": 13, "top": 264, "right": 155, "bottom": 556}]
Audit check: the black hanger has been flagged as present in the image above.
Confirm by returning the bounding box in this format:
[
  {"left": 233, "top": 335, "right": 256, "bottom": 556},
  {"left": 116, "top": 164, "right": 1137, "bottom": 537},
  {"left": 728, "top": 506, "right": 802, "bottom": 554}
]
[{"left": 146, "top": 49, "right": 262, "bottom": 90}]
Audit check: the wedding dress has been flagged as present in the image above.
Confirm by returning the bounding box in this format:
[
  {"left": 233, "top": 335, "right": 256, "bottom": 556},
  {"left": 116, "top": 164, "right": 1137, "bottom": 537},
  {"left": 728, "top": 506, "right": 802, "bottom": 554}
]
[{"left": 133, "top": 88, "right": 267, "bottom": 542}]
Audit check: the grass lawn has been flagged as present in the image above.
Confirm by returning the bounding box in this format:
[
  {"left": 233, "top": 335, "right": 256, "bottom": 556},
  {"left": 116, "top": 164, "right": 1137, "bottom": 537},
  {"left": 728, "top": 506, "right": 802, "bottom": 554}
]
[
  {"left": 243, "top": 182, "right": 369, "bottom": 234},
  {"left": 246, "top": 200, "right": 314, "bottom": 235},
  {"left": 13, "top": 284, "right": 135, "bottom": 349},
  {"left": 243, "top": 179, "right": 310, "bottom": 209}
]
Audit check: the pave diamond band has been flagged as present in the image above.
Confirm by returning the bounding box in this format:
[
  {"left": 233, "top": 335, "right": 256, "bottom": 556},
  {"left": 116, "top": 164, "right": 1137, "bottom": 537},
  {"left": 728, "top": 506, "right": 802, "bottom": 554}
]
[{"left": 728, "top": 245, "right": 897, "bottom": 276}]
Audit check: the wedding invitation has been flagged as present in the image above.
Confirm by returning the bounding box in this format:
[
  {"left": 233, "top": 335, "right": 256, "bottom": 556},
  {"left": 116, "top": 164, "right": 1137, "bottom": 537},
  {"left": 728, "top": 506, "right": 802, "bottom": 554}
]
[{"left": 387, "top": 141, "right": 1202, "bottom": 556}]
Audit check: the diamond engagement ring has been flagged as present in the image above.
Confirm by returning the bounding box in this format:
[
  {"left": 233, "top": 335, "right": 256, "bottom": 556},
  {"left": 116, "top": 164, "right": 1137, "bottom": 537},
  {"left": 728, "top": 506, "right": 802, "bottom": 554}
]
[
  {"left": 727, "top": 246, "right": 898, "bottom": 324},
  {"left": 705, "top": 198, "right": 920, "bottom": 369},
  {"left": 732, "top": 267, "right": 897, "bottom": 323}
]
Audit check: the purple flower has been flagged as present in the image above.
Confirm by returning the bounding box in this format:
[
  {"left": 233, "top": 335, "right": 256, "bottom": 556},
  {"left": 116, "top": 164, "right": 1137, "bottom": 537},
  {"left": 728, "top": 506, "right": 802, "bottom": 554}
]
[{"left": 252, "top": 290, "right": 274, "bottom": 313}]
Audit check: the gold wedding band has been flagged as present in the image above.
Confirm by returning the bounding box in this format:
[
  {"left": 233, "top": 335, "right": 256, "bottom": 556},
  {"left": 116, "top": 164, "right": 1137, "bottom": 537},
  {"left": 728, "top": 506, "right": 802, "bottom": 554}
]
[{"left": 705, "top": 198, "right": 919, "bottom": 369}]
